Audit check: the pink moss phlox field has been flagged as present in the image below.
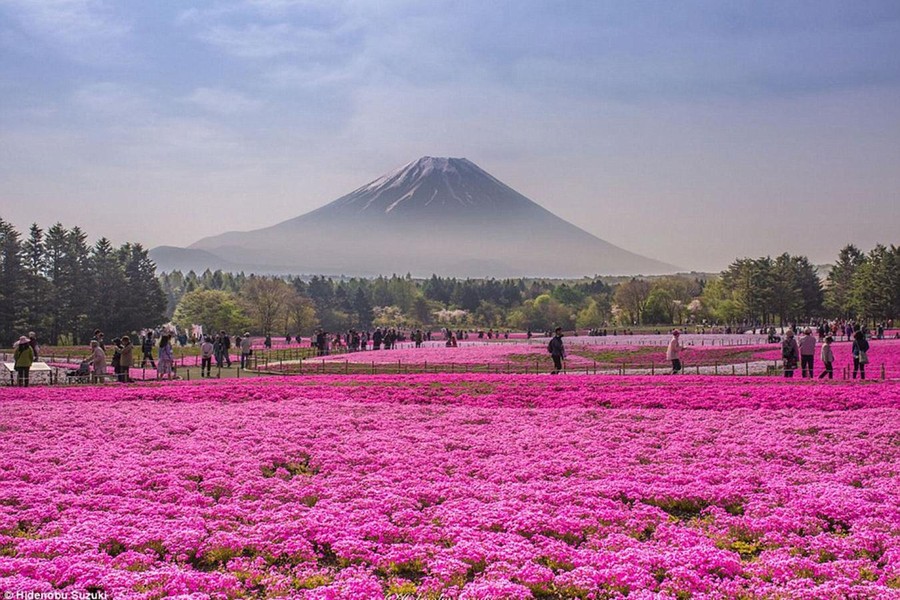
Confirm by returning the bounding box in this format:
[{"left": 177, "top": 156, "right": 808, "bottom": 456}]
[
  {"left": 310, "top": 344, "right": 594, "bottom": 366},
  {"left": 1, "top": 376, "right": 899, "bottom": 599}
]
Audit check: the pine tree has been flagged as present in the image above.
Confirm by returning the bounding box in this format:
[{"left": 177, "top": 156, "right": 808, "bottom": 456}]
[
  {"left": 67, "top": 227, "right": 94, "bottom": 343},
  {"left": 0, "top": 218, "right": 26, "bottom": 345},
  {"left": 20, "top": 224, "right": 52, "bottom": 338},
  {"left": 825, "top": 245, "right": 865, "bottom": 318},
  {"left": 118, "top": 243, "right": 166, "bottom": 333},
  {"left": 852, "top": 245, "right": 900, "bottom": 326},
  {"left": 44, "top": 224, "right": 75, "bottom": 344},
  {"left": 88, "top": 237, "right": 127, "bottom": 335}
]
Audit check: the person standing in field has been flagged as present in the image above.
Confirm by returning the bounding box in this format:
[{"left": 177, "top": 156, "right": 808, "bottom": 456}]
[
  {"left": 157, "top": 334, "right": 175, "bottom": 380},
  {"left": 373, "top": 328, "right": 383, "bottom": 350},
  {"left": 111, "top": 338, "right": 123, "bottom": 382},
  {"left": 798, "top": 327, "right": 817, "bottom": 378},
  {"left": 27, "top": 331, "right": 39, "bottom": 360},
  {"left": 222, "top": 331, "right": 232, "bottom": 367},
  {"left": 781, "top": 329, "right": 799, "bottom": 378},
  {"left": 141, "top": 332, "right": 156, "bottom": 368},
  {"left": 200, "top": 336, "right": 214, "bottom": 377},
  {"left": 666, "top": 329, "right": 684, "bottom": 374},
  {"left": 92, "top": 329, "right": 106, "bottom": 351},
  {"left": 818, "top": 335, "right": 834, "bottom": 380},
  {"left": 213, "top": 333, "right": 224, "bottom": 368},
  {"left": 120, "top": 336, "right": 134, "bottom": 383},
  {"left": 13, "top": 336, "right": 34, "bottom": 387},
  {"left": 88, "top": 340, "right": 107, "bottom": 383},
  {"left": 548, "top": 327, "right": 565, "bottom": 375},
  {"left": 240, "top": 333, "right": 252, "bottom": 369},
  {"left": 852, "top": 330, "right": 869, "bottom": 380}
]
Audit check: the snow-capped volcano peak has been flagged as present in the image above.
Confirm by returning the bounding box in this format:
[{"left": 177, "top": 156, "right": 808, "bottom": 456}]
[
  {"left": 176, "top": 157, "right": 680, "bottom": 277},
  {"left": 323, "top": 156, "right": 530, "bottom": 216}
]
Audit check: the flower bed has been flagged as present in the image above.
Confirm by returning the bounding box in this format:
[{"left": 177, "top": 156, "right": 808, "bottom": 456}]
[{"left": 2, "top": 376, "right": 899, "bottom": 598}]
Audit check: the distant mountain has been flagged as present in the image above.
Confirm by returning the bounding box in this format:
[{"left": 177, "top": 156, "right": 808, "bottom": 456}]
[
  {"left": 152, "top": 157, "right": 679, "bottom": 277},
  {"left": 149, "top": 246, "right": 241, "bottom": 274}
]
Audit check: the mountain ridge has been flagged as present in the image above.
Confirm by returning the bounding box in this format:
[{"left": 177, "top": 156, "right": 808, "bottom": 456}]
[{"left": 153, "top": 157, "right": 679, "bottom": 277}]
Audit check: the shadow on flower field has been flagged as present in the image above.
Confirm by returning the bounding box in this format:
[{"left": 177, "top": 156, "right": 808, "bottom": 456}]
[{"left": 1, "top": 375, "right": 898, "bottom": 599}]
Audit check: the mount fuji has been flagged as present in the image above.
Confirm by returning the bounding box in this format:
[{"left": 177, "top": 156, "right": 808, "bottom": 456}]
[{"left": 151, "top": 157, "right": 678, "bottom": 277}]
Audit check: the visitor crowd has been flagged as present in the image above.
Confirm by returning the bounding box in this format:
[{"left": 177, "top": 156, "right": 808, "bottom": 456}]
[{"left": 4, "top": 317, "right": 890, "bottom": 385}]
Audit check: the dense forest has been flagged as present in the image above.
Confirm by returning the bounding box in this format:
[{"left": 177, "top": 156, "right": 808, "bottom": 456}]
[
  {"left": 0, "top": 218, "right": 165, "bottom": 346},
  {"left": 2, "top": 218, "right": 897, "bottom": 344},
  {"left": 159, "top": 244, "right": 899, "bottom": 336}
]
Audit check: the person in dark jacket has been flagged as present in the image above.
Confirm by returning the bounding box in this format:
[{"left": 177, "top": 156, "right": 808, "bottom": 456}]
[
  {"left": 852, "top": 330, "right": 870, "bottom": 380},
  {"left": 111, "top": 338, "right": 123, "bottom": 382},
  {"left": 373, "top": 328, "right": 383, "bottom": 350},
  {"left": 781, "top": 329, "right": 799, "bottom": 378},
  {"left": 548, "top": 327, "right": 565, "bottom": 375},
  {"left": 141, "top": 333, "right": 156, "bottom": 368},
  {"left": 221, "top": 331, "right": 232, "bottom": 367}
]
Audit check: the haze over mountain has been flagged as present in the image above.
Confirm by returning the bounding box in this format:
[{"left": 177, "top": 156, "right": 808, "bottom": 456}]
[{"left": 152, "top": 157, "right": 678, "bottom": 277}]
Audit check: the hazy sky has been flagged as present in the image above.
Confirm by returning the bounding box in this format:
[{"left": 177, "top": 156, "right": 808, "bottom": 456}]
[{"left": 1, "top": 0, "right": 899, "bottom": 272}]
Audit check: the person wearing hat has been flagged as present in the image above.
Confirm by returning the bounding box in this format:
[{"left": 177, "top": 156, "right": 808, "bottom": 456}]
[
  {"left": 666, "top": 329, "right": 684, "bottom": 374},
  {"left": 798, "top": 327, "right": 817, "bottom": 378},
  {"left": 13, "top": 336, "right": 34, "bottom": 387},
  {"left": 240, "top": 332, "right": 252, "bottom": 369},
  {"left": 27, "top": 331, "right": 39, "bottom": 361},
  {"left": 547, "top": 327, "right": 565, "bottom": 374},
  {"left": 781, "top": 329, "right": 799, "bottom": 378}
]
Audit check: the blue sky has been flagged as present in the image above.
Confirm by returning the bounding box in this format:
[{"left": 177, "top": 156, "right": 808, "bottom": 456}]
[{"left": 1, "top": 0, "right": 899, "bottom": 271}]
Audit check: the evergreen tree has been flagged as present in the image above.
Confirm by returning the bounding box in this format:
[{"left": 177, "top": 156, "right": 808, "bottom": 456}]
[
  {"left": 352, "top": 287, "right": 374, "bottom": 326},
  {"left": 67, "top": 227, "right": 94, "bottom": 343},
  {"left": 44, "top": 224, "right": 75, "bottom": 344},
  {"left": 0, "top": 218, "right": 25, "bottom": 345},
  {"left": 852, "top": 245, "right": 900, "bottom": 326},
  {"left": 21, "top": 224, "right": 51, "bottom": 333},
  {"left": 119, "top": 243, "right": 166, "bottom": 332},
  {"left": 791, "top": 255, "right": 824, "bottom": 320},
  {"left": 771, "top": 254, "right": 803, "bottom": 325},
  {"left": 825, "top": 244, "right": 865, "bottom": 318},
  {"left": 88, "top": 237, "right": 128, "bottom": 335}
]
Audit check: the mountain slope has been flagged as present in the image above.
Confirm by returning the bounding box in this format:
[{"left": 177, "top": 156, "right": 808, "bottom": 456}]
[{"left": 155, "top": 157, "right": 678, "bottom": 277}]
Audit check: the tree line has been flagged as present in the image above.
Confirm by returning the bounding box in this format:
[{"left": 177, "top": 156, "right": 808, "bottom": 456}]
[
  {"left": 0, "top": 218, "right": 166, "bottom": 347},
  {"left": 161, "top": 243, "right": 898, "bottom": 336},
  {"left": 3, "top": 214, "right": 895, "bottom": 345}
]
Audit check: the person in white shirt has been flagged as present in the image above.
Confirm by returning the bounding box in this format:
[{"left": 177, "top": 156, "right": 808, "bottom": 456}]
[
  {"left": 666, "top": 330, "right": 684, "bottom": 374},
  {"left": 200, "top": 336, "right": 214, "bottom": 377},
  {"left": 818, "top": 335, "right": 834, "bottom": 380},
  {"left": 240, "top": 333, "right": 252, "bottom": 369}
]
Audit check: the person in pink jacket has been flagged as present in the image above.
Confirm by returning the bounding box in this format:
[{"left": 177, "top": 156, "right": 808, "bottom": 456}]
[{"left": 798, "top": 327, "right": 817, "bottom": 378}]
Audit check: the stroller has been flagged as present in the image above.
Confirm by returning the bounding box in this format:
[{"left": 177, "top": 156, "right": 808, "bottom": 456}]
[{"left": 66, "top": 361, "right": 91, "bottom": 383}]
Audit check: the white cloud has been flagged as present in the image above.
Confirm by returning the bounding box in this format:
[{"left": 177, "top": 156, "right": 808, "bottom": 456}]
[
  {"left": 197, "top": 22, "right": 324, "bottom": 59},
  {"left": 1, "top": 0, "right": 130, "bottom": 63},
  {"left": 73, "top": 82, "right": 152, "bottom": 117},
  {"left": 185, "top": 87, "right": 263, "bottom": 115}
]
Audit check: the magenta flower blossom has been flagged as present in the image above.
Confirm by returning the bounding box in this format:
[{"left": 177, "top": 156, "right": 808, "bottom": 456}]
[{"left": 1, "top": 375, "right": 898, "bottom": 598}]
